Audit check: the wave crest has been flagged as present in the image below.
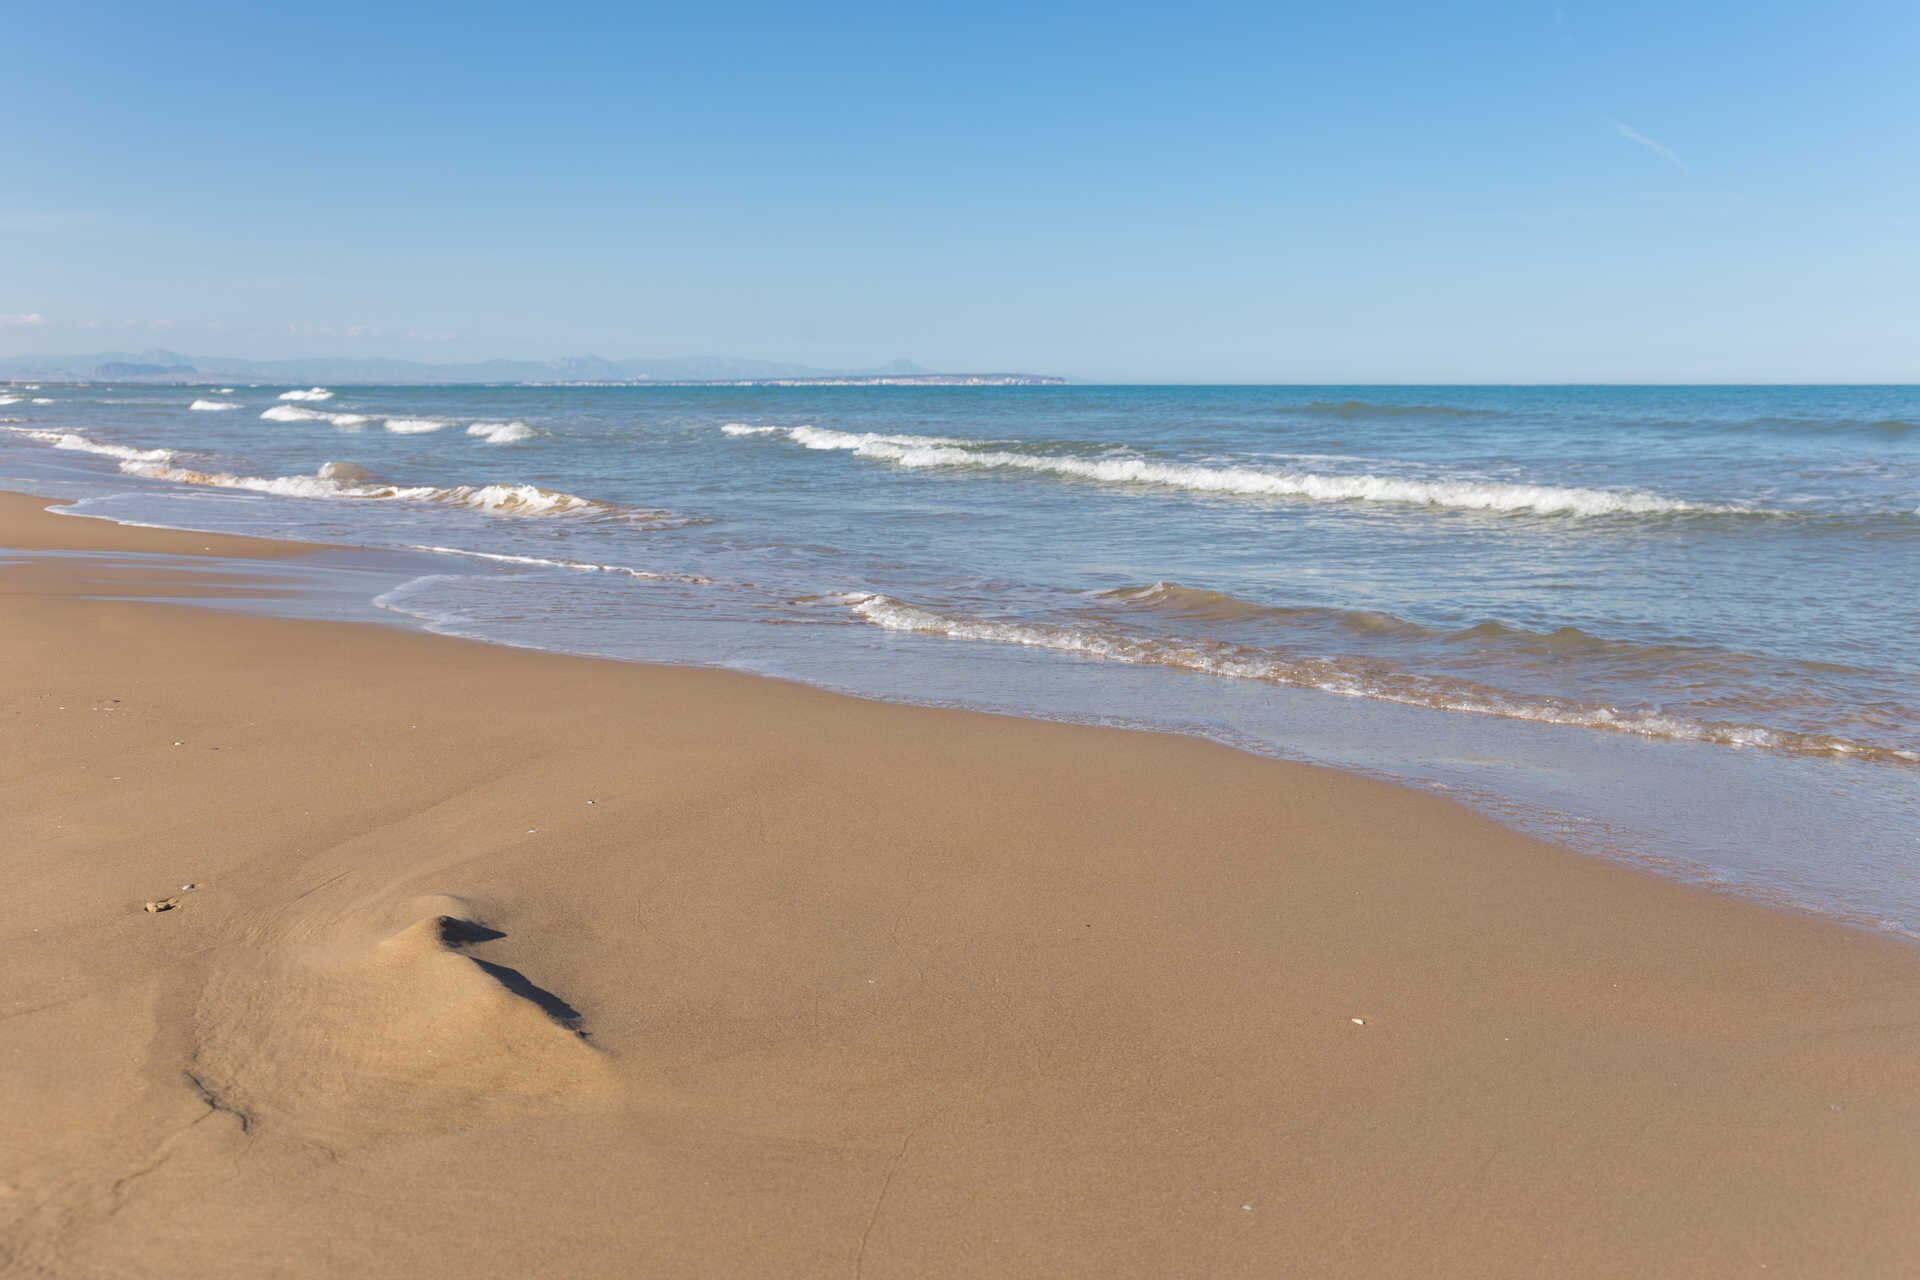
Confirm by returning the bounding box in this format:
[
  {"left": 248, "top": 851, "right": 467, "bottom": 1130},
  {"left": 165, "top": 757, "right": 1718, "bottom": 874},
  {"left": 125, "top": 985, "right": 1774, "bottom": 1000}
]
[
  {"left": 123, "top": 457, "right": 622, "bottom": 516},
  {"left": 728, "top": 426, "right": 1739, "bottom": 518},
  {"left": 842, "top": 592, "right": 1917, "bottom": 765},
  {"left": 6, "top": 427, "right": 176, "bottom": 464},
  {"left": 278, "top": 387, "right": 334, "bottom": 401},
  {"left": 467, "top": 421, "right": 535, "bottom": 444},
  {"left": 410, "top": 544, "right": 711, "bottom": 584},
  {"left": 5, "top": 426, "right": 663, "bottom": 523},
  {"left": 1096, "top": 581, "right": 1430, "bottom": 635},
  {"left": 262, "top": 405, "right": 371, "bottom": 428}
]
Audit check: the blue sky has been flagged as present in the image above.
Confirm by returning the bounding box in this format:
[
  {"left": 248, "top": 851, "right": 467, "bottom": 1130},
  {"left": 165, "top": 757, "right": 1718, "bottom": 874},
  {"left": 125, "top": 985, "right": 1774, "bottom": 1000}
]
[{"left": 4, "top": 1, "right": 1916, "bottom": 381}]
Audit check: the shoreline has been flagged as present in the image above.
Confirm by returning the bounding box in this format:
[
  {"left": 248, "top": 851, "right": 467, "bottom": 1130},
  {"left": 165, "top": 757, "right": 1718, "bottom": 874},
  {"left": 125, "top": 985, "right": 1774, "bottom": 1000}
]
[
  {"left": 14, "top": 483, "right": 1905, "bottom": 938},
  {"left": 20, "top": 475, "right": 1916, "bottom": 941},
  {"left": 5, "top": 490, "right": 1919, "bottom": 1275},
  {"left": 10, "top": 418, "right": 1916, "bottom": 938}
]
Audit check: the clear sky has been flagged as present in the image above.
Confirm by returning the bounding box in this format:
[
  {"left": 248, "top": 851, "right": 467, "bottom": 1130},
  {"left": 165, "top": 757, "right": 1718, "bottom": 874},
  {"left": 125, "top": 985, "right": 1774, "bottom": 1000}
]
[{"left": 4, "top": 1, "right": 1916, "bottom": 382}]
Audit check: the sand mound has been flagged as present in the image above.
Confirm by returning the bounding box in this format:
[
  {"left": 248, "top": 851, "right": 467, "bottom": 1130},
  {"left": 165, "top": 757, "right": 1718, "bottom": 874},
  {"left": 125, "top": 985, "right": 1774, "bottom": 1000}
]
[
  {"left": 374, "top": 908, "right": 592, "bottom": 1049},
  {"left": 187, "top": 892, "right": 611, "bottom": 1147}
]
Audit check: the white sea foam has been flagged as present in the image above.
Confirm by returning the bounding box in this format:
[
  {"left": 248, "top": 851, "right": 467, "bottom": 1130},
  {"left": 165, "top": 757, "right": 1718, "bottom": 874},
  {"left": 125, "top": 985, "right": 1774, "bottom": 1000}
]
[
  {"left": 117, "top": 459, "right": 371, "bottom": 501},
  {"left": 410, "top": 544, "right": 711, "bottom": 583},
  {"left": 190, "top": 399, "right": 240, "bottom": 411},
  {"left": 467, "top": 421, "right": 535, "bottom": 444},
  {"left": 261, "top": 405, "right": 371, "bottom": 428},
  {"left": 5, "top": 427, "right": 176, "bottom": 464},
  {"left": 721, "top": 422, "right": 972, "bottom": 447},
  {"left": 278, "top": 387, "right": 334, "bottom": 401},
  {"left": 841, "top": 593, "right": 1917, "bottom": 763},
  {"left": 30, "top": 397, "right": 53, "bottom": 405},
  {"left": 447, "top": 483, "right": 608, "bottom": 515},
  {"left": 731, "top": 426, "right": 1738, "bottom": 517},
  {"left": 369, "top": 575, "right": 483, "bottom": 634},
  {"left": 214, "top": 387, "right": 235, "bottom": 394},
  {"left": 263, "top": 407, "right": 503, "bottom": 436},
  {"left": 0, "top": 396, "right": 20, "bottom": 406},
  {"left": 1, "top": 425, "right": 634, "bottom": 521},
  {"left": 116, "top": 455, "right": 624, "bottom": 517}
]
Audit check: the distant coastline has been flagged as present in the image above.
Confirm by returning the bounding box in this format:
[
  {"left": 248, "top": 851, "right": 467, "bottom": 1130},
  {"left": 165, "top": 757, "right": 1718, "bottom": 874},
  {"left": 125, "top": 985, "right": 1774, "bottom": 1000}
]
[
  {"left": 0, "top": 348, "right": 1067, "bottom": 387},
  {"left": 522, "top": 373, "right": 1068, "bottom": 387}
]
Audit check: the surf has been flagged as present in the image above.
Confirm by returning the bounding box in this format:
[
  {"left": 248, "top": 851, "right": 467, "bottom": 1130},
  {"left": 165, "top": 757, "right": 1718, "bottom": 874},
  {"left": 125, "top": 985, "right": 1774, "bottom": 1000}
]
[
  {"left": 723, "top": 425, "right": 1751, "bottom": 518},
  {"left": 839, "top": 592, "right": 1919, "bottom": 766}
]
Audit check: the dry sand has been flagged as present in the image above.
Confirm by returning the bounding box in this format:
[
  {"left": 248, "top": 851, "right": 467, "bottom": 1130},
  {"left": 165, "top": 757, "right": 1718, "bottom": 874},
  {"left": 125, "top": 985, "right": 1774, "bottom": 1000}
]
[{"left": 2, "top": 490, "right": 1917, "bottom": 1277}]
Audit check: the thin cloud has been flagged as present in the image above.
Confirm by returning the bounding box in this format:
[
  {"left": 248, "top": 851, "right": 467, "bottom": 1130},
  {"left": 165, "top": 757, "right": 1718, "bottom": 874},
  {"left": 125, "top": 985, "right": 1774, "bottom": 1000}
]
[
  {"left": 0, "top": 312, "right": 48, "bottom": 328},
  {"left": 1616, "top": 122, "right": 1686, "bottom": 172}
]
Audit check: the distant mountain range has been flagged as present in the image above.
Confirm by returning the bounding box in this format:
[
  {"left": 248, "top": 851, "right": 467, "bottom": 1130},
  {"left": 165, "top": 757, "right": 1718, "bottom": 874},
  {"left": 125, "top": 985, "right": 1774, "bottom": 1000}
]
[{"left": 0, "top": 349, "right": 1066, "bottom": 386}]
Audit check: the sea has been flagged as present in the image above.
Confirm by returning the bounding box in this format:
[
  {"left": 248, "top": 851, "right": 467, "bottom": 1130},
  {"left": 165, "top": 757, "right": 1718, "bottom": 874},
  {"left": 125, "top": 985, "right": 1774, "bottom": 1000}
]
[{"left": 4, "top": 382, "right": 1916, "bottom": 932}]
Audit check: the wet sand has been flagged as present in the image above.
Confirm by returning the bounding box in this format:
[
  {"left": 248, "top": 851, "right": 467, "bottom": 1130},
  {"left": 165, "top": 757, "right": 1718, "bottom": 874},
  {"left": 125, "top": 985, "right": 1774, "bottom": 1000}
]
[{"left": 2, "top": 491, "right": 1917, "bottom": 1277}]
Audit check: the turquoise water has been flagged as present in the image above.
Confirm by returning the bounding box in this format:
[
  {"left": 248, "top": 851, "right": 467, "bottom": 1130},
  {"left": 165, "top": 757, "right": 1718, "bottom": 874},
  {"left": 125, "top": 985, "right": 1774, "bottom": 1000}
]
[{"left": 5, "top": 383, "right": 1916, "bottom": 928}]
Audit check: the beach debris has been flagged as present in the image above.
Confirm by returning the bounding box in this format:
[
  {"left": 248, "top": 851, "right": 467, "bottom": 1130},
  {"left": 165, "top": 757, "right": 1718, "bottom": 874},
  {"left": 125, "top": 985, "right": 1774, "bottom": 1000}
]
[
  {"left": 144, "top": 897, "right": 181, "bottom": 914},
  {"left": 181, "top": 883, "right": 197, "bottom": 892},
  {"left": 1350, "top": 1017, "right": 1366, "bottom": 1026}
]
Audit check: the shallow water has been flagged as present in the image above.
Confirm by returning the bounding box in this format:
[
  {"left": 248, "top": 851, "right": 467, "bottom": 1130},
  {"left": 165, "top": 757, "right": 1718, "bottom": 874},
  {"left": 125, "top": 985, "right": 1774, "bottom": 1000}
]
[{"left": 4, "top": 383, "right": 1916, "bottom": 930}]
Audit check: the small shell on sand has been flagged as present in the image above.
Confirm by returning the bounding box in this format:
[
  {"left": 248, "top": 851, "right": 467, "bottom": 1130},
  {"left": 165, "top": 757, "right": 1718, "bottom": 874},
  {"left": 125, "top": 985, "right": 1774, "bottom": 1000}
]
[{"left": 144, "top": 897, "right": 181, "bottom": 913}]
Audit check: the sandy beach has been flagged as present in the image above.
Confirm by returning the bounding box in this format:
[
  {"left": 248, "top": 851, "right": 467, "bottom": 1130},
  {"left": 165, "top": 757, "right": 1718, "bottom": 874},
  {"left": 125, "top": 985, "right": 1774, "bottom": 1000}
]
[{"left": 3, "top": 489, "right": 1917, "bottom": 1278}]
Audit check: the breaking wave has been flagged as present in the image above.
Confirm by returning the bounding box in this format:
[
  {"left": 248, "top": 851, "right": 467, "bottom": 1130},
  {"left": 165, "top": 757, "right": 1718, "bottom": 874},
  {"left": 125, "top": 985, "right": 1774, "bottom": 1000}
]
[
  {"left": 467, "top": 421, "right": 536, "bottom": 444},
  {"left": 1093, "top": 581, "right": 1899, "bottom": 690},
  {"left": 720, "top": 422, "right": 975, "bottom": 447},
  {"left": 725, "top": 425, "right": 1744, "bottom": 518},
  {"left": 1096, "top": 580, "right": 1426, "bottom": 631},
  {"left": 262, "top": 404, "right": 371, "bottom": 428},
  {"left": 190, "top": 399, "right": 240, "bottom": 411},
  {"left": 5, "top": 427, "right": 176, "bottom": 464},
  {"left": 3, "top": 425, "right": 660, "bottom": 522},
  {"left": 262, "top": 408, "right": 535, "bottom": 441},
  {"left": 278, "top": 387, "right": 334, "bottom": 401},
  {"left": 119, "top": 457, "right": 638, "bottom": 518},
  {"left": 839, "top": 592, "right": 1918, "bottom": 765}
]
